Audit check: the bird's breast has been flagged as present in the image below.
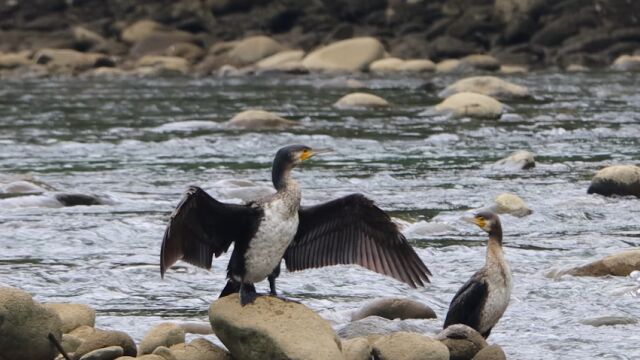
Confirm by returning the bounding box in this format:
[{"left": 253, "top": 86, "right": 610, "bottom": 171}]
[{"left": 480, "top": 262, "right": 512, "bottom": 332}]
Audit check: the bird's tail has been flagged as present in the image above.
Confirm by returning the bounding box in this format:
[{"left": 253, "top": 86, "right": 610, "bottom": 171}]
[{"left": 219, "top": 279, "right": 255, "bottom": 298}]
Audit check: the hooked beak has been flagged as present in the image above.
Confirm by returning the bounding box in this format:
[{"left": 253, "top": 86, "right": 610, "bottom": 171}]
[{"left": 301, "top": 147, "right": 333, "bottom": 161}]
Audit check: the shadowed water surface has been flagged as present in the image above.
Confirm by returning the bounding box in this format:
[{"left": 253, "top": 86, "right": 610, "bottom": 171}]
[{"left": 0, "top": 73, "right": 639, "bottom": 359}]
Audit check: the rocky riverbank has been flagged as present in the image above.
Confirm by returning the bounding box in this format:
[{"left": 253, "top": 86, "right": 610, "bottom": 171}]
[{"left": 1, "top": 0, "right": 640, "bottom": 79}]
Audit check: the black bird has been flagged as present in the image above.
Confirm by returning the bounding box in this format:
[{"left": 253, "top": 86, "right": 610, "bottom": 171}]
[
  {"left": 160, "top": 145, "right": 431, "bottom": 305},
  {"left": 443, "top": 210, "right": 512, "bottom": 338}
]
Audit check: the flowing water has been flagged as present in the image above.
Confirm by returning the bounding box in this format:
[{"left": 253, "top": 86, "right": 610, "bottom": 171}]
[{"left": 0, "top": 72, "right": 639, "bottom": 359}]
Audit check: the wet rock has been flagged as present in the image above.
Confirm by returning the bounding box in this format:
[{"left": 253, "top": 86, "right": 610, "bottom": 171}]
[
  {"left": 0, "top": 286, "right": 63, "bottom": 360},
  {"left": 611, "top": 55, "right": 640, "bottom": 71},
  {"left": 435, "top": 59, "right": 469, "bottom": 73},
  {"left": 460, "top": 54, "right": 500, "bottom": 71},
  {"left": 86, "top": 67, "right": 129, "bottom": 78},
  {"left": 136, "top": 56, "right": 189, "bottom": 75},
  {"left": 74, "top": 329, "right": 137, "bottom": 358},
  {"left": 499, "top": 65, "right": 528, "bottom": 74},
  {"left": 341, "top": 337, "right": 372, "bottom": 360},
  {"left": 255, "top": 50, "right": 305, "bottom": 70},
  {"left": 209, "top": 294, "right": 343, "bottom": 360},
  {"left": 435, "top": 92, "right": 504, "bottom": 119},
  {"left": 167, "top": 338, "right": 231, "bottom": 360},
  {"left": 372, "top": 332, "right": 449, "bottom": 360},
  {"left": 351, "top": 297, "right": 436, "bottom": 321},
  {"left": 436, "top": 324, "right": 487, "bottom": 360},
  {"left": 62, "top": 334, "right": 83, "bottom": 353},
  {"left": 43, "top": 303, "right": 96, "bottom": 333},
  {"left": 494, "top": 150, "right": 535, "bottom": 170},
  {"left": 580, "top": 316, "right": 638, "bottom": 327},
  {"left": 369, "top": 58, "right": 435, "bottom": 73},
  {"left": 369, "top": 57, "right": 404, "bottom": 72},
  {"left": 334, "top": 92, "right": 390, "bottom": 109},
  {"left": 471, "top": 344, "right": 506, "bottom": 360},
  {"left": 302, "top": 37, "right": 385, "bottom": 72},
  {"left": 227, "top": 35, "right": 284, "bottom": 66},
  {"left": 80, "top": 346, "right": 124, "bottom": 360},
  {"left": 130, "top": 33, "right": 197, "bottom": 58},
  {"left": 138, "top": 323, "right": 185, "bottom": 355},
  {"left": 560, "top": 249, "right": 640, "bottom": 277},
  {"left": 34, "top": 48, "right": 114, "bottom": 72},
  {"left": 225, "top": 109, "right": 297, "bottom": 129},
  {"left": 439, "top": 76, "right": 530, "bottom": 100},
  {"left": 0, "top": 51, "right": 32, "bottom": 69},
  {"left": 337, "top": 316, "right": 440, "bottom": 340},
  {"left": 492, "top": 193, "right": 532, "bottom": 217},
  {"left": 54, "top": 193, "right": 105, "bottom": 206},
  {"left": 587, "top": 165, "right": 640, "bottom": 197}
]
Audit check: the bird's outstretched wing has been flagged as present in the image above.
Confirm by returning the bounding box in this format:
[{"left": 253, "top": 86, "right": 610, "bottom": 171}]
[
  {"left": 283, "top": 194, "right": 431, "bottom": 287},
  {"left": 160, "top": 186, "right": 262, "bottom": 277},
  {"left": 443, "top": 275, "right": 488, "bottom": 329}
]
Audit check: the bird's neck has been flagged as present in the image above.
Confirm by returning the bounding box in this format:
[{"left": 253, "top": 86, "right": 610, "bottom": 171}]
[
  {"left": 272, "top": 160, "right": 296, "bottom": 193},
  {"left": 486, "top": 228, "right": 504, "bottom": 263}
]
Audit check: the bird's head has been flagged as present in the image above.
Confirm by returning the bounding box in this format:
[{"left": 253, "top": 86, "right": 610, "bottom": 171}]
[
  {"left": 464, "top": 210, "right": 501, "bottom": 234},
  {"left": 274, "top": 145, "right": 332, "bottom": 167}
]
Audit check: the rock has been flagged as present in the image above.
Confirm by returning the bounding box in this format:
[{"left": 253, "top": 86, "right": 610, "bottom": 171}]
[
  {"left": 69, "top": 325, "right": 98, "bottom": 341},
  {"left": 34, "top": 49, "right": 114, "bottom": 72},
  {"left": 341, "top": 337, "right": 372, "bottom": 360},
  {"left": 567, "top": 64, "right": 589, "bottom": 72},
  {"left": 587, "top": 165, "right": 640, "bottom": 197},
  {"left": 62, "top": 334, "right": 83, "bottom": 353},
  {"left": 401, "top": 59, "right": 435, "bottom": 72},
  {"left": 165, "top": 43, "right": 204, "bottom": 63},
  {"left": 435, "top": 92, "right": 504, "bottom": 119},
  {"left": 0, "top": 286, "right": 63, "bottom": 360},
  {"left": 493, "top": 150, "right": 535, "bottom": 170},
  {"left": 0, "top": 180, "right": 46, "bottom": 193},
  {"left": 580, "top": 316, "right": 638, "bottom": 327},
  {"left": 168, "top": 338, "right": 231, "bottom": 360},
  {"left": 74, "top": 329, "right": 137, "bottom": 358},
  {"left": 255, "top": 50, "right": 305, "bottom": 69},
  {"left": 80, "top": 346, "right": 124, "bottom": 360},
  {"left": 303, "top": 37, "right": 385, "bottom": 72},
  {"left": 117, "top": 355, "right": 165, "bottom": 360},
  {"left": 225, "top": 109, "right": 297, "bottom": 129},
  {"left": 72, "top": 26, "right": 107, "bottom": 49},
  {"left": 121, "top": 20, "right": 167, "bottom": 44},
  {"left": 227, "top": 35, "right": 284, "bottom": 66},
  {"left": 436, "top": 324, "right": 488, "bottom": 360},
  {"left": 136, "top": 56, "right": 189, "bottom": 74},
  {"left": 0, "top": 51, "right": 32, "bottom": 69},
  {"left": 460, "top": 54, "right": 500, "bottom": 71},
  {"left": 54, "top": 193, "right": 106, "bottom": 206},
  {"left": 334, "top": 92, "right": 390, "bottom": 109},
  {"left": 138, "top": 323, "right": 185, "bottom": 355},
  {"left": 499, "top": 65, "right": 528, "bottom": 74},
  {"left": 438, "top": 76, "right": 530, "bottom": 100},
  {"left": 369, "top": 58, "right": 435, "bottom": 73},
  {"left": 130, "top": 33, "right": 197, "bottom": 58},
  {"left": 471, "top": 344, "right": 506, "bottom": 360},
  {"left": 337, "top": 316, "right": 441, "bottom": 340},
  {"left": 209, "top": 294, "right": 343, "bottom": 360},
  {"left": 436, "top": 59, "right": 468, "bottom": 73},
  {"left": 372, "top": 332, "right": 449, "bottom": 360},
  {"left": 351, "top": 298, "right": 436, "bottom": 321},
  {"left": 560, "top": 249, "right": 640, "bottom": 277},
  {"left": 492, "top": 193, "right": 532, "bottom": 217},
  {"left": 43, "top": 303, "right": 96, "bottom": 333},
  {"left": 611, "top": 55, "right": 640, "bottom": 71}
]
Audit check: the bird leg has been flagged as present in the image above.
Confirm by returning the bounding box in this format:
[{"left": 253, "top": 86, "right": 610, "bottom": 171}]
[
  {"left": 239, "top": 282, "right": 259, "bottom": 306},
  {"left": 268, "top": 264, "right": 281, "bottom": 296}
]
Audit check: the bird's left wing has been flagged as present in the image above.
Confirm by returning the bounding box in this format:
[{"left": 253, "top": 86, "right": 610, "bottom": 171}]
[
  {"left": 283, "top": 194, "right": 431, "bottom": 287},
  {"left": 160, "top": 186, "right": 262, "bottom": 277},
  {"left": 443, "top": 276, "right": 488, "bottom": 330}
]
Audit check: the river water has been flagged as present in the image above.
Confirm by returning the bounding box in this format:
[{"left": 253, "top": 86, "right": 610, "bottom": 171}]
[{"left": 0, "top": 72, "right": 639, "bottom": 359}]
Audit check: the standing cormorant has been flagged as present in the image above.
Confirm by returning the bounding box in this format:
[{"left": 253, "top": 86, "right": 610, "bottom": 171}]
[
  {"left": 443, "top": 210, "right": 512, "bottom": 338},
  {"left": 161, "top": 145, "right": 431, "bottom": 305}
]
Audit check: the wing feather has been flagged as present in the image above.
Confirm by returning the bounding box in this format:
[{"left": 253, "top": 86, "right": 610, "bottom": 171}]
[{"left": 443, "top": 274, "right": 488, "bottom": 330}]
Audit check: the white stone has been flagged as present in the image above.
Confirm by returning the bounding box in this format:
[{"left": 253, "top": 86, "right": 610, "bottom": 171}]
[
  {"left": 435, "top": 92, "right": 504, "bottom": 119},
  {"left": 334, "top": 92, "right": 390, "bottom": 109}
]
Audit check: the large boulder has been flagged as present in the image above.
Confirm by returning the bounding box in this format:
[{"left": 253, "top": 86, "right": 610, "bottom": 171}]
[
  {"left": 227, "top": 36, "right": 284, "bottom": 66},
  {"left": 492, "top": 192, "right": 532, "bottom": 217},
  {"left": 334, "top": 92, "right": 390, "bottom": 109},
  {"left": 436, "top": 324, "right": 488, "bottom": 360},
  {"left": 611, "top": 55, "right": 640, "bottom": 71},
  {"left": 74, "top": 328, "right": 137, "bottom": 359},
  {"left": 372, "top": 332, "right": 449, "bottom": 360},
  {"left": 471, "top": 344, "right": 506, "bottom": 360},
  {"left": 0, "top": 286, "right": 63, "bottom": 360},
  {"left": 341, "top": 337, "right": 372, "bottom": 360},
  {"left": 435, "top": 92, "right": 504, "bottom": 119},
  {"left": 43, "top": 303, "right": 96, "bottom": 333},
  {"left": 439, "top": 76, "right": 530, "bottom": 100},
  {"left": 209, "top": 294, "right": 344, "bottom": 360},
  {"left": 303, "top": 37, "right": 385, "bottom": 72},
  {"left": 559, "top": 249, "right": 640, "bottom": 277},
  {"left": 225, "top": 109, "right": 297, "bottom": 129},
  {"left": 587, "top": 165, "right": 640, "bottom": 197},
  {"left": 138, "top": 323, "right": 185, "bottom": 355},
  {"left": 493, "top": 150, "right": 535, "bottom": 170},
  {"left": 167, "top": 338, "right": 232, "bottom": 360},
  {"left": 351, "top": 298, "right": 436, "bottom": 321}
]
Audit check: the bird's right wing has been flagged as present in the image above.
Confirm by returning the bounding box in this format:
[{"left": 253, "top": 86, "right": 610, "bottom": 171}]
[
  {"left": 160, "top": 186, "right": 262, "bottom": 277},
  {"left": 443, "top": 276, "right": 488, "bottom": 329}
]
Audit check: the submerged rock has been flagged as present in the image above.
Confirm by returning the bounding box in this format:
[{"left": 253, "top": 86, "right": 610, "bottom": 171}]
[
  {"left": 43, "top": 303, "right": 96, "bottom": 333},
  {"left": 55, "top": 193, "right": 106, "bottom": 206},
  {"left": 0, "top": 286, "right": 63, "bottom": 360},
  {"left": 334, "top": 92, "right": 390, "bottom": 109},
  {"left": 435, "top": 92, "right": 504, "bottom": 119},
  {"left": 491, "top": 193, "right": 532, "bottom": 217},
  {"left": 611, "top": 55, "right": 640, "bottom": 71},
  {"left": 351, "top": 297, "right": 436, "bottom": 321},
  {"left": 559, "top": 249, "right": 640, "bottom": 277},
  {"left": 436, "top": 324, "right": 487, "bottom": 360},
  {"left": 580, "top": 316, "right": 638, "bottom": 327},
  {"left": 303, "top": 37, "right": 385, "bottom": 72},
  {"left": 225, "top": 109, "right": 297, "bottom": 129},
  {"left": 439, "top": 76, "right": 530, "bottom": 100},
  {"left": 471, "top": 344, "right": 506, "bottom": 360},
  {"left": 493, "top": 150, "right": 536, "bottom": 170},
  {"left": 587, "top": 165, "right": 640, "bottom": 197},
  {"left": 209, "top": 294, "right": 343, "bottom": 360},
  {"left": 138, "top": 323, "right": 185, "bottom": 355},
  {"left": 372, "top": 332, "right": 449, "bottom": 360}
]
